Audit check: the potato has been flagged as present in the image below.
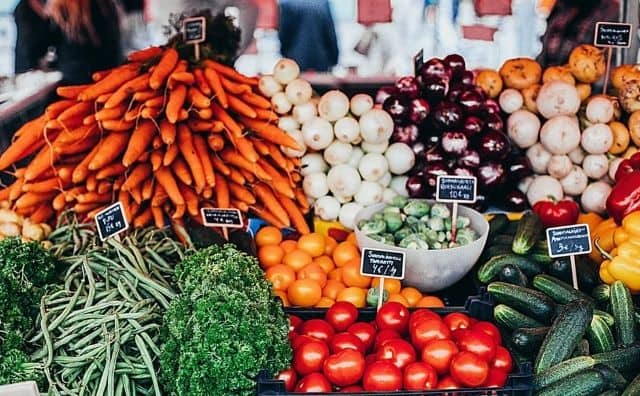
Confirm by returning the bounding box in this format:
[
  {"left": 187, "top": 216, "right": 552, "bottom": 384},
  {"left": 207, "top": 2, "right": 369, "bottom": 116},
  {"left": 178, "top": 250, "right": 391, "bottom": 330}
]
[
  {"left": 611, "top": 64, "right": 640, "bottom": 90},
  {"left": 608, "top": 121, "right": 630, "bottom": 154},
  {"left": 0, "top": 208, "right": 21, "bottom": 224},
  {"left": 41, "top": 240, "right": 53, "bottom": 249},
  {"left": 476, "top": 69, "right": 503, "bottom": 98},
  {"left": 521, "top": 84, "right": 541, "bottom": 113},
  {"left": 542, "top": 65, "right": 576, "bottom": 85},
  {"left": 576, "top": 83, "right": 592, "bottom": 102},
  {"left": 568, "top": 44, "right": 606, "bottom": 83},
  {"left": 628, "top": 110, "right": 640, "bottom": 146},
  {"left": 499, "top": 58, "right": 542, "bottom": 89},
  {"left": 40, "top": 223, "right": 52, "bottom": 238},
  {"left": 625, "top": 146, "right": 639, "bottom": 159},
  {"left": 0, "top": 222, "right": 21, "bottom": 237},
  {"left": 22, "top": 222, "right": 44, "bottom": 241},
  {"left": 619, "top": 80, "right": 640, "bottom": 113}
]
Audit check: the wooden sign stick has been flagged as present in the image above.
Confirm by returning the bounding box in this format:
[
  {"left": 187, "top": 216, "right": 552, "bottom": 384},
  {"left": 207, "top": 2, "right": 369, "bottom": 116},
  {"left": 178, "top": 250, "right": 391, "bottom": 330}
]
[
  {"left": 451, "top": 202, "right": 459, "bottom": 243},
  {"left": 603, "top": 47, "right": 613, "bottom": 94},
  {"left": 570, "top": 255, "right": 579, "bottom": 289},
  {"left": 377, "top": 277, "right": 385, "bottom": 311}
]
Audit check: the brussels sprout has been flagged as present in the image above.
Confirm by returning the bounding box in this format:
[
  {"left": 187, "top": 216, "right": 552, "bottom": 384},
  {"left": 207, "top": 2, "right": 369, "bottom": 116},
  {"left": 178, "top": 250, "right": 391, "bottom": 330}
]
[
  {"left": 390, "top": 195, "right": 408, "bottom": 208},
  {"left": 456, "top": 216, "right": 471, "bottom": 229},
  {"left": 430, "top": 203, "right": 451, "bottom": 218},
  {"left": 444, "top": 217, "right": 452, "bottom": 231},
  {"left": 367, "top": 287, "right": 389, "bottom": 306},
  {"left": 423, "top": 229, "right": 439, "bottom": 245},
  {"left": 381, "top": 233, "right": 396, "bottom": 245},
  {"left": 372, "top": 213, "right": 384, "bottom": 221},
  {"left": 456, "top": 234, "right": 475, "bottom": 246},
  {"left": 420, "top": 215, "right": 431, "bottom": 223},
  {"left": 446, "top": 231, "right": 452, "bottom": 241},
  {"left": 456, "top": 227, "right": 478, "bottom": 242},
  {"left": 399, "top": 234, "right": 430, "bottom": 249},
  {"left": 359, "top": 219, "right": 386, "bottom": 235},
  {"left": 428, "top": 217, "right": 445, "bottom": 232},
  {"left": 383, "top": 206, "right": 401, "bottom": 215},
  {"left": 437, "top": 231, "right": 446, "bottom": 242},
  {"left": 368, "top": 233, "right": 388, "bottom": 244},
  {"left": 383, "top": 212, "right": 403, "bottom": 233},
  {"left": 431, "top": 241, "right": 443, "bottom": 249},
  {"left": 403, "top": 200, "right": 430, "bottom": 217},
  {"left": 410, "top": 221, "right": 429, "bottom": 235},
  {"left": 405, "top": 215, "right": 420, "bottom": 227}
]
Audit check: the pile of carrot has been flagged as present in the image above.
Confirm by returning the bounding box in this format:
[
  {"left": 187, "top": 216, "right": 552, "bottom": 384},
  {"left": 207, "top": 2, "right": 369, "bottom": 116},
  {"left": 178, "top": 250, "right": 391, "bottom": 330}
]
[{"left": 0, "top": 46, "right": 311, "bottom": 234}]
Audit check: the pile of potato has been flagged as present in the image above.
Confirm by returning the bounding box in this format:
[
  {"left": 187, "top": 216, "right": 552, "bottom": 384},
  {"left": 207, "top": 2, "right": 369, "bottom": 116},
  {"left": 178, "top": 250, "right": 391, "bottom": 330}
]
[{"left": 0, "top": 202, "right": 52, "bottom": 244}]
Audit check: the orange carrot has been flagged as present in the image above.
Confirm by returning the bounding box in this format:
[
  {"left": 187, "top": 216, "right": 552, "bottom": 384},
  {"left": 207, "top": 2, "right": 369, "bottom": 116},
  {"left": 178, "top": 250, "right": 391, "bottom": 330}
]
[
  {"left": 192, "top": 135, "right": 216, "bottom": 186},
  {"left": 193, "top": 68, "right": 211, "bottom": 95},
  {"left": 103, "top": 73, "right": 150, "bottom": 109},
  {"left": 254, "top": 183, "right": 290, "bottom": 226},
  {"left": 96, "top": 94, "right": 111, "bottom": 103},
  {"left": 172, "top": 203, "right": 185, "bottom": 219},
  {"left": 133, "top": 207, "right": 153, "bottom": 227},
  {"left": 97, "top": 180, "right": 113, "bottom": 195},
  {"left": 239, "top": 116, "right": 299, "bottom": 149},
  {"left": 9, "top": 178, "right": 25, "bottom": 201},
  {"left": 229, "top": 182, "right": 256, "bottom": 204},
  {"left": 96, "top": 163, "right": 126, "bottom": 180},
  {"left": 267, "top": 143, "right": 289, "bottom": 172},
  {"left": 211, "top": 153, "right": 230, "bottom": 175},
  {"left": 137, "top": 151, "right": 150, "bottom": 163},
  {"left": 232, "top": 136, "right": 260, "bottom": 162},
  {"left": 171, "top": 157, "right": 193, "bottom": 186},
  {"left": 239, "top": 168, "right": 255, "bottom": 183},
  {"left": 53, "top": 192, "right": 66, "bottom": 210},
  {"left": 142, "top": 178, "right": 154, "bottom": 201},
  {"left": 127, "top": 46, "right": 162, "bottom": 62},
  {"left": 122, "top": 163, "right": 152, "bottom": 191},
  {"left": 250, "top": 205, "right": 287, "bottom": 229},
  {"left": 295, "top": 188, "right": 310, "bottom": 212},
  {"left": 151, "top": 183, "right": 168, "bottom": 207},
  {"left": 0, "top": 116, "right": 47, "bottom": 170},
  {"left": 24, "top": 145, "right": 57, "bottom": 182},
  {"left": 75, "top": 202, "right": 102, "bottom": 213},
  {"left": 150, "top": 150, "right": 163, "bottom": 171},
  {"left": 122, "top": 120, "right": 155, "bottom": 167},
  {"left": 144, "top": 96, "right": 165, "bottom": 108},
  {"left": 78, "top": 64, "right": 140, "bottom": 101},
  {"left": 189, "top": 87, "right": 211, "bottom": 108},
  {"left": 64, "top": 186, "right": 86, "bottom": 202},
  {"left": 188, "top": 120, "right": 215, "bottom": 132},
  {"left": 228, "top": 167, "right": 246, "bottom": 185},
  {"left": 159, "top": 119, "right": 176, "bottom": 145},
  {"left": 177, "top": 183, "right": 199, "bottom": 216},
  {"left": 22, "top": 177, "right": 67, "bottom": 193},
  {"left": 100, "top": 119, "right": 135, "bottom": 131},
  {"left": 214, "top": 173, "right": 229, "bottom": 208},
  {"left": 177, "top": 125, "right": 206, "bottom": 190},
  {"left": 92, "top": 69, "right": 110, "bottom": 82},
  {"left": 220, "top": 149, "right": 271, "bottom": 180},
  {"left": 130, "top": 200, "right": 141, "bottom": 217},
  {"left": 220, "top": 76, "right": 250, "bottom": 95},
  {"left": 291, "top": 172, "right": 301, "bottom": 182},
  {"left": 258, "top": 159, "right": 295, "bottom": 198},
  {"left": 202, "top": 187, "right": 213, "bottom": 199},
  {"left": 280, "top": 195, "right": 310, "bottom": 234},
  {"left": 54, "top": 134, "right": 99, "bottom": 155},
  {"left": 152, "top": 135, "right": 163, "bottom": 150},
  {"left": 151, "top": 205, "right": 165, "bottom": 228},
  {"left": 15, "top": 192, "right": 56, "bottom": 209},
  {"left": 163, "top": 144, "right": 179, "bottom": 166},
  {"left": 133, "top": 90, "right": 160, "bottom": 102},
  {"left": 241, "top": 91, "right": 271, "bottom": 109},
  {"left": 87, "top": 133, "right": 130, "bottom": 171},
  {"left": 207, "top": 134, "right": 225, "bottom": 151},
  {"left": 76, "top": 192, "right": 111, "bottom": 204},
  {"left": 204, "top": 60, "right": 258, "bottom": 85},
  {"left": 169, "top": 72, "right": 195, "bottom": 87},
  {"left": 166, "top": 85, "right": 187, "bottom": 123},
  {"left": 204, "top": 67, "right": 228, "bottom": 108},
  {"left": 56, "top": 84, "right": 92, "bottom": 99},
  {"left": 45, "top": 100, "right": 76, "bottom": 119},
  {"left": 255, "top": 108, "right": 279, "bottom": 121},
  {"left": 155, "top": 166, "right": 184, "bottom": 206},
  {"left": 118, "top": 189, "right": 132, "bottom": 221},
  {"left": 194, "top": 108, "right": 213, "bottom": 120},
  {"left": 211, "top": 103, "right": 243, "bottom": 137},
  {"left": 30, "top": 204, "right": 54, "bottom": 223},
  {"left": 177, "top": 109, "right": 189, "bottom": 121},
  {"left": 252, "top": 139, "right": 271, "bottom": 155},
  {"left": 130, "top": 185, "right": 143, "bottom": 204},
  {"left": 83, "top": 114, "right": 96, "bottom": 125},
  {"left": 0, "top": 186, "right": 10, "bottom": 201},
  {"left": 124, "top": 105, "right": 143, "bottom": 122},
  {"left": 228, "top": 95, "right": 257, "bottom": 118},
  {"left": 232, "top": 200, "right": 249, "bottom": 212},
  {"left": 87, "top": 173, "right": 98, "bottom": 192},
  {"left": 149, "top": 48, "right": 179, "bottom": 90}
]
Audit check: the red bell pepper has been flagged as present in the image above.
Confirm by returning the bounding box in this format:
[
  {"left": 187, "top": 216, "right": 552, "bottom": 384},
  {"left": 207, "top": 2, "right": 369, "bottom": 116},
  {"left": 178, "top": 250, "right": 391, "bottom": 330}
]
[
  {"left": 532, "top": 198, "right": 580, "bottom": 228},
  {"left": 606, "top": 170, "right": 640, "bottom": 224},
  {"left": 614, "top": 152, "right": 640, "bottom": 181}
]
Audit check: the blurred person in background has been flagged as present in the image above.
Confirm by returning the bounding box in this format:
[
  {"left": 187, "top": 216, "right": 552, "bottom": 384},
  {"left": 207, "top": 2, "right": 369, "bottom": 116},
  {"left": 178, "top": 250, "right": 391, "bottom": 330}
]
[
  {"left": 13, "top": 0, "right": 50, "bottom": 74},
  {"left": 278, "top": 0, "right": 339, "bottom": 72},
  {"left": 537, "top": 0, "right": 619, "bottom": 67}
]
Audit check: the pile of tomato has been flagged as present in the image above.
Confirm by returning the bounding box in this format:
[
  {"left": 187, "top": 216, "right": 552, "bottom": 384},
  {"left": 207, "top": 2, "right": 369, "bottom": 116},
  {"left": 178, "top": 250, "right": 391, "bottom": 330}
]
[{"left": 277, "top": 301, "right": 514, "bottom": 392}]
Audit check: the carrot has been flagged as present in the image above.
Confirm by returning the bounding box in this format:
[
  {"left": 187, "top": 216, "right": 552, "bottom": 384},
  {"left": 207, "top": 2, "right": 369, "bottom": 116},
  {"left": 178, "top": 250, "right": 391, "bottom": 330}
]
[
  {"left": 171, "top": 157, "right": 193, "bottom": 185},
  {"left": 254, "top": 183, "right": 290, "bottom": 226},
  {"left": 0, "top": 186, "right": 10, "bottom": 201},
  {"left": 97, "top": 181, "right": 113, "bottom": 194},
  {"left": 188, "top": 120, "right": 215, "bottom": 132},
  {"left": 85, "top": 204, "right": 109, "bottom": 220},
  {"left": 189, "top": 87, "right": 211, "bottom": 108},
  {"left": 45, "top": 100, "right": 76, "bottom": 119},
  {"left": 232, "top": 200, "right": 249, "bottom": 212},
  {"left": 124, "top": 105, "right": 143, "bottom": 122},
  {"left": 152, "top": 135, "right": 163, "bottom": 150},
  {"left": 177, "top": 109, "right": 189, "bottom": 122},
  {"left": 194, "top": 108, "right": 213, "bottom": 120},
  {"left": 54, "top": 115, "right": 85, "bottom": 130},
  {"left": 202, "top": 187, "right": 213, "bottom": 199},
  {"left": 267, "top": 143, "right": 289, "bottom": 172},
  {"left": 24, "top": 145, "right": 57, "bottom": 182},
  {"left": 54, "top": 133, "right": 99, "bottom": 155},
  {"left": 250, "top": 205, "right": 287, "bottom": 229},
  {"left": 76, "top": 192, "right": 111, "bottom": 204},
  {"left": 258, "top": 159, "right": 295, "bottom": 198},
  {"left": 144, "top": 96, "right": 165, "bottom": 108},
  {"left": 96, "top": 163, "right": 126, "bottom": 179},
  {"left": 96, "top": 94, "right": 111, "bottom": 103},
  {"left": 211, "top": 154, "right": 230, "bottom": 175},
  {"left": 239, "top": 116, "right": 299, "bottom": 149},
  {"left": 87, "top": 133, "right": 130, "bottom": 171},
  {"left": 100, "top": 119, "right": 135, "bottom": 131},
  {"left": 211, "top": 103, "right": 242, "bottom": 137},
  {"left": 15, "top": 192, "right": 56, "bottom": 209},
  {"left": 151, "top": 206, "right": 166, "bottom": 228},
  {"left": 255, "top": 108, "right": 279, "bottom": 121},
  {"left": 239, "top": 168, "right": 255, "bottom": 183},
  {"left": 291, "top": 172, "right": 301, "bottom": 182},
  {"left": 122, "top": 120, "right": 155, "bottom": 167},
  {"left": 227, "top": 95, "right": 257, "bottom": 118},
  {"left": 92, "top": 69, "right": 110, "bottom": 82},
  {"left": 172, "top": 203, "right": 185, "bottom": 219},
  {"left": 53, "top": 192, "right": 66, "bottom": 210},
  {"left": 8, "top": 178, "right": 25, "bottom": 202},
  {"left": 155, "top": 166, "right": 184, "bottom": 206},
  {"left": 163, "top": 144, "right": 179, "bottom": 166},
  {"left": 177, "top": 125, "right": 206, "bottom": 190},
  {"left": 169, "top": 72, "right": 195, "bottom": 87},
  {"left": 30, "top": 204, "right": 54, "bottom": 223},
  {"left": 214, "top": 173, "right": 229, "bottom": 208},
  {"left": 142, "top": 178, "right": 154, "bottom": 201},
  {"left": 103, "top": 73, "right": 150, "bottom": 109},
  {"left": 228, "top": 167, "right": 246, "bottom": 185},
  {"left": 203, "top": 67, "right": 228, "bottom": 108},
  {"left": 241, "top": 91, "right": 271, "bottom": 109},
  {"left": 0, "top": 116, "right": 47, "bottom": 170},
  {"left": 133, "top": 90, "right": 160, "bottom": 102},
  {"left": 129, "top": 185, "right": 143, "bottom": 204},
  {"left": 128, "top": 46, "right": 162, "bottom": 62},
  {"left": 192, "top": 135, "right": 216, "bottom": 187},
  {"left": 78, "top": 64, "right": 140, "bottom": 101},
  {"left": 75, "top": 202, "right": 102, "bottom": 213},
  {"left": 157, "top": 119, "right": 176, "bottom": 145},
  {"left": 280, "top": 195, "right": 310, "bottom": 234},
  {"left": 220, "top": 76, "right": 250, "bottom": 95},
  {"left": 232, "top": 136, "right": 260, "bottom": 162},
  {"left": 133, "top": 207, "right": 153, "bottom": 227},
  {"left": 122, "top": 163, "right": 152, "bottom": 191},
  {"left": 118, "top": 189, "right": 132, "bottom": 221},
  {"left": 86, "top": 173, "right": 98, "bottom": 191},
  {"left": 150, "top": 150, "right": 163, "bottom": 171},
  {"left": 203, "top": 60, "right": 258, "bottom": 85},
  {"left": 151, "top": 183, "right": 168, "bottom": 207},
  {"left": 83, "top": 114, "right": 96, "bottom": 125},
  {"left": 295, "top": 188, "right": 310, "bottom": 212},
  {"left": 207, "top": 135, "right": 225, "bottom": 152},
  {"left": 252, "top": 139, "right": 271, "bottom": 155},
  {"left": 22, "top": 177, "right": 67, "bottom": 193},
  {"left": 137, "top": 151, "right": 150, "bottom": 163},
  {"left": 56, "top": 84, "right": 92, "bottom": 99},
  {"left": 220, "top": 149, "right": 271, "bottom": 180},
  {"left": 111, "top": 175, "right": 125, "bottom": 191},
  {"left": 130, "top": 201, "right": 141, "bottom": 218},
  {"left": 193, "top": 68, "right": 211, "bottom": 95},
  {"left": 166, "top": 85, "right": 187, "bottom": 123},
  {"left": 149, "top": 48, "right": 179, "bottom": 90},
  {"left": 177, "top": 183, "right": 199, "bottom": 216},
  {"left": 229, "top": 182, "right": 256, "bottom": 204}
]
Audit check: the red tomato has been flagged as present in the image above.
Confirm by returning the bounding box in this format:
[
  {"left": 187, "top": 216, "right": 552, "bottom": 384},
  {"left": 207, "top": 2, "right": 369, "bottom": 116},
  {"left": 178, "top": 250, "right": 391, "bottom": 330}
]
[
  {"left": 289, "top": 315, "right": 303, "bottom": 332},
  {"left": 291, "top": 335, "right": 318, "bottom": 350},
  {"left": 276, "top": 368, "right": 297, "bottom": 392},
  {"left": 451, "top": 328, "right": 468, "bottom": 343},
  {"left": 299, "top": 319, "right": 335, "bottom": 343},
  {"left": 347, "top": 322, "right": 376, "bottom": 352},
  {"left": 376, "top": 302, "right": 410, "bottom": 333},
  {"left": 375, "top": 339, "right": 416, "bottom": 370},
  {"left": 365, "top": 353, "right": 378, "bottom": 366},
  {"left": 443, "top": 312, "right": 472, "bottom": 331},
  {"left": 403, "top": 361, "right": 438, "bottom": 391},
  {"left": 410, "top": 318, "right": 451, "bottom": 350},
  {"left": 457, "top": 329, "right": 496, "bottom": 362},
  {"left": 362, "top": 361, "right": 403, "bottom": 391},
  {"left": 330, "top": 332, "right": 366, "bottom": 354},
  {"left": 483, "top": 368, "right": 508, "bottom": 388},
  {"left": 293, "top": 339, "right": 330, "bottom": 375},
  {"left": 450, "top": 351, "right": 490, "bottom": 387},
  {"left": 492, "top": 346, "right": 513, "bottom": 373},
  {"left": 323, "top": 349, "right": 366, "bottom": 387},
  {"left": 295, "top": 372, "right": 332, "bottom": 392},
  {"left": 340, "top": 385, "right": 363, "bottom": 392},
  {"left": 374, "top": 329, "right": 401, "bottom": 351},
  {"left": 436, "top": 375, "right": 460, "bottom": 389},
  {"left": 325, "top": 301, "right": 359, "bottom": 331},
  {"left": 421, "top": 338, "right": 458, "bottom": 375},
  {"left": 472, "top": 321, "right": 502, "bottom": 346},
  {"left": 409, "top": 309, "right": 440, "bottom": 331}
]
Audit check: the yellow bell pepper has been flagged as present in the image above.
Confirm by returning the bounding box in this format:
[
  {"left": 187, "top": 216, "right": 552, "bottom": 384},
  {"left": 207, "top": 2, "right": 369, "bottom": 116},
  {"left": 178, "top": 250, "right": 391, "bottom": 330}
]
[
  {"left": 591, "top": 218, "right": 618, "bottom": 263},
  {"left": 622, "top": 211, "right": 640, "bottom": 237},
  {"left": 596, "top": 212, "right": 640, "bottom": 292},
  {"left": 599, "top": 260, "right": 616, "bottom": 284},
  {"left": 607, "top": 248, "right": 640, "bottom": 290}
]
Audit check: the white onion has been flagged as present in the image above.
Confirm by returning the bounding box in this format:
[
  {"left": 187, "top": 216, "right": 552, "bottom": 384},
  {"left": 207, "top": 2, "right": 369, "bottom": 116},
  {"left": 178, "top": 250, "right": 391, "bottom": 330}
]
[
  {"left": 258, "top": 75, "right": 282, "bottom": 98},
  {"left": 361, "top": 140, "right": 389, "bottom": 154},
  {"left": 334, "top": 194, "right": 353, "bottom": 204},
  {"left": 581, "top": 181, "right": 612, "bottom": 215},
  {"left": 347, "top": 147, "right": 364, "bottom": 168},
  {"left": 527, "top": 175, "right": 564, "bottom": 205},
  {"left": 303, "top": 172, "right": 329, "bottom": 199},
  {"left": 281, "top": 129, "right": 306, "bottom": 157},
  {"left": 499, "top": 89, "right": 524, "bottom": 114},
  {"left": 285, "top": 78, "right": 312, "bottom": 105},
  {"left": 526, "top": 143, "right": 552, "bottom": 174},
  {"left": 609, "top": 157, "right": 623, "bottom": 180},
  {"left": 581, "top": 123, "right": 613, "bottom": 154},
  {"left": 301, "top": 117, "right": 334, "bottom": 151},
  {"left": 582, "top": 154, "right": 609, "bottom": 179},
  {"left": 547, "top": 155, "right": 573, "bottom": 179},
  {"left": 358, "top": 153, "right": 388, "bottom": 181},
  {"left": 560, "top": 166, "right": 588, "bottom": 195},
  {"left": 385, "top": 143, "right": 416, "bottom": 174},
  {"left": 507, "top": 110, "right": 540, "bottom": 149},
  {"left": 300, "top": 153, "right": 328, "bottom": 176},
  {"left": 314, "top": 196, "right": 341, "bottom": 221},
  {"left": 327, "top": 164, "right": 361, "bottom": 197},
  {"left": 536, "top": 81, "right": 581, "bottom": 118},
  {"left": 350, "top": 93, "right": 374, "bottom": 116},
  {"left": 271, "top": 92, "right": 292, "bottom": 114},
  {"left": 339, "top": 202, "right": 363, "bottom": 229},
  {"left": 568, "top": 146, "right": 586, "bottom": 164},
  {"left": 390, "top": 176, "right": 409, "bottom": 197},
  {"left": 518, "top": 176, "right": 534, "bottom": 194},
  {"left": 318, "top": 90, "right": 350, "bottom": 121},
  {"left": 273, "top": 58, "right": 300, "bottom": 84},
  {"left": 382, "top": 188, "right": 397, "bottom": 203},
  {"left": 293, "top": 102, "right": 317, "bottom": 124},
  {"left": 355, "top": 181, "right": 384, "bottom": 206},
  {"left": 323, "top": 141, "right": 353, "bottom": 166},
  {"left": 359, "top": 109, "right": 394, "bottom": 144},
  {"left": 378, "top": 172, "right": 392, "bottom": 187},
  {"left": 278, "top": 116, "right": 299, "bottom": 132},
  {"left": 334, "top": 117, "right": 360, "bottom": 143},
  {"left": 539, "top": 115, "right": 581, "bottom": 155},
  {"left": 586, "top": 96, "right": 615, "bottom": 124}
]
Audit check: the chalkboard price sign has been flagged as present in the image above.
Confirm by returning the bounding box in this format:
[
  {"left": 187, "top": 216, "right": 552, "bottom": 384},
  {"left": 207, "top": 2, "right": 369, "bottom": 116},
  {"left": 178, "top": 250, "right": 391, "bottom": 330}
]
[
  {"left": 183, "top": 16, "right": 206, "bottom": 44},
  {"left": 360, "top": 248, "right": 405, "bottom": 279},
  {"left": 594, "top": 22, "right": 632, "bottom": 48},
  {"left": 95, "top": 202, "right": 128, "bottom": 241},
  {"left": 414, "top": 49, "right": 424, "bottom": 76},
  {"left": 201, "top": 208, "right": 243, "bottom": 228},
  {"left": 436, "top": 175, "right": 477, "bottom": 203},
  {"left": 546, "top": 224, "right": 592, "bottom": 258}
]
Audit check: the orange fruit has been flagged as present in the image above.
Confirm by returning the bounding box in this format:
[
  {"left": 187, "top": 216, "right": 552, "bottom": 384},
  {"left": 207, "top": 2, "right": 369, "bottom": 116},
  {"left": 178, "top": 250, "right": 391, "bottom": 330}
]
[
  {"left": 288, "top": 279, "right": 322, "bottom": 307},
  {"left": 336, "top": 287, "right": 366, "bottom": 308},
  {"left": 297, "top": 233, "right": 326, "bottom": 258},
  {"left": 297, "top": 263, "right": 328, "bottom": 288},
  {"left": 328, "top": 268, "right": 343, "bottom": 282},
  {"left": 387, "top": 293, "right": 410, "bottom": 307},
  {"left": 274, "top": 290, "right": 290, "bottom": 307},
  {"left": 280, "top": 240, "right": 298, "bottom": 253},
  {"left": 324, "top": 236, "right": 338, "bottom": 256},
  {"left": 313, "top": 255, "right": 335, "bottom": 273},
  {"left": 342, "top": 258, "right": 372, "bottom": 288},
  {"left": 332, "top": 242, "right": 360, "bottom": 268},
  {"left": 258, "top": 245, "right": 285, "bottom": 269},
  {"left": 400, "top": 287, "right": 423, "bottom": 307},
  {"left": 256, "top": 226, "right": 282, "bottom": 247},
  {"left": 323, "top": 280, "right": 346, "bottom": 300},
  {"left": 315, "top": 297, "right": 335, "bottom": 308},
  {"left": 372, "top": 278, "right": 402, "bottom": 294},
  {"left": 416, "top": 296, "right": 445, "bottom": 308},
  {"left": 283, "top": 249, "right": 313, "bottom": 271},
  {"left": 346, "top": 233, "right": 358, "bottom": 245},
  {"left": 265, "top": 264, "right": 296, "bottom": 291}
]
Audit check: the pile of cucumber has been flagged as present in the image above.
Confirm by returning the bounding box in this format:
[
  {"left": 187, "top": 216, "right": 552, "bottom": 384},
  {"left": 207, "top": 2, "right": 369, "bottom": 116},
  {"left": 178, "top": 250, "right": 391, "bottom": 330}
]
[{"left": 479, "top": 213, "right": 640, "bottom": 396}]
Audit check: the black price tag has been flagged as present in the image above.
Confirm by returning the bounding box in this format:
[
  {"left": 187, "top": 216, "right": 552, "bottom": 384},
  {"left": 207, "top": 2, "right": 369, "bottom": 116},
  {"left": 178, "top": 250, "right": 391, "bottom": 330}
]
[
  {"left": 594, "top": 22, "right": 632, "bottom": 48},
  {"left": 546, "top": 224, "right": 592, "bottom": 258},
  {"left": 436, "top": 175, "right": 477, "bottom": 203},
  {"left": 95, "top": 202, "right": 128, "bottom": 241},
  {"left": 413, "top": 49, "right": 424, "bottom": 76},
  {"left": 201, "top": 208, "right": 243, "bottom": 228},
  {"left": 183, "top": 16, "right": 206, "bottom": 44},
  {"left": 360, "top": 248, "right": 405, "bottom": 279}
]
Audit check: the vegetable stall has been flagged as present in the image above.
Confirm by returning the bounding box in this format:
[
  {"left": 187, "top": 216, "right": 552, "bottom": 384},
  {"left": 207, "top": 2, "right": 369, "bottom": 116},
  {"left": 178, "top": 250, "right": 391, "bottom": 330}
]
[{"left": 0, "top": 11, "right": 640, "bottom": 396}]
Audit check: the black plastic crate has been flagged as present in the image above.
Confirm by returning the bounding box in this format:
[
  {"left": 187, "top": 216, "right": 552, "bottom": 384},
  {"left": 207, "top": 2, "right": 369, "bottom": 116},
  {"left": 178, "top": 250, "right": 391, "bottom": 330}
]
[{"left": 256, "top": 296, "right": 533, "bottom": 396}]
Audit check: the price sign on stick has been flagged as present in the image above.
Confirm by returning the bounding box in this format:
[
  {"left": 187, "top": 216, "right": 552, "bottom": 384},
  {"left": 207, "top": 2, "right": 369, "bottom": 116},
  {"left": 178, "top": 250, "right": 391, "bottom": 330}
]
[
  {"left": 201, "top": 208, "right": 243, "bottom": 240},
  {"left": 95, "top": 202, "right": 129, "bottom": 241},
  {"left": 413, "top": 49, "right": 424, "bottom": 76},
  {"left": 546, "top": 224, "right": 592, "bottom": 289},
  {"left": 436, "top": 175, "right": 477, "bottom": 243},
  {"left": 594, "top": 22, "right": 632, "bottom": 93},
  {"left": 183, "top": 16, "right": 206, "bottom": 60},
  {"left": 361, "top": 248, "right": 405, "bottom": 310}
]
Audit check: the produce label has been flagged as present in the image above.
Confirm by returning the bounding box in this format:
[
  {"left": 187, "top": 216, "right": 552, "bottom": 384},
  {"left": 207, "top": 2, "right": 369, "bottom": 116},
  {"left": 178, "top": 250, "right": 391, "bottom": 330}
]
[
  {"left": 183, "top": 16, "right": 206, "bottom": 44},
  {"left": 360, "top": 248, "right": 405, "bottom": 279},
  {"left": 436, "top": 175, "right": 477, "bottom": 203},
  {"left": 201, "top": 208, "right": 243, "bottom": 228},
  {"left": 95, "top": 202, "right": 129, "bottom": 241},
  {"left": 546, "top": 224, "right": 592, "bottom": 258},
  {"left": 594, "top": 22, "right": 632, "bottom": 48},
  {"left": 357, "top": 0, "right": 391, "bottom": 25},
  {"left": 414, "top": 49, "right": 424, "bottom": 76}
]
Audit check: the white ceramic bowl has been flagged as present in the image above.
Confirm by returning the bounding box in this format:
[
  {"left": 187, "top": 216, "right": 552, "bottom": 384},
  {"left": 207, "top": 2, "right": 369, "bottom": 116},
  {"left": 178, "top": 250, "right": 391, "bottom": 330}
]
[{"left": 354, "top": 200, "right": 489, "bottom": 292}]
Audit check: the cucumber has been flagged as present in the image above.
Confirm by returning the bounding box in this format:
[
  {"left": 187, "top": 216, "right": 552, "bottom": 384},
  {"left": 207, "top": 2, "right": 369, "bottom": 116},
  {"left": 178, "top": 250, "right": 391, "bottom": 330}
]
[
  {"left": 494, "top": 304, "right": 544, "bottom": 331},
  {"left": 536, "top": 239, "right": 549, "bottom": 251},
  {"left": 533, "top": 274, "right": 595, "bottom": 304},
  {"left": 594, "top": 364, "right": 628, "bottom": 390},
  {"left": 498, "top": 264, "right": 528, "bottom": 287},
  {"left": 537, "top": 369, "right": 606, "bottom": 396},
  {"left": 512, "top": 211, "right": 543, "bottom": 255},
  {"left": 611, "top": 281, "right": 636, "bottom": 346},
  {"left": 588, "top": 316, "right": 616, "bottom": 353},
  {"left": 493, "top": 234, "right": 515, "bottom": 245},
  {"left": 488, "top": 214, "right": 509, "bottom": 237},
  {"left": 531, "top": 250, "right": 553, "bottom": 264},
  {"left": 511, "top": 326, "right": 549, "bottom": 356},
  {"left": 535, "top": 299, "right": 594, "bottom": 374},
  {"left": 548, "top": 256, "right": 600, "bottom": 293},
  {"left": 504, "top": 220, "right": 520, "bottom": 235},
  {"left": 592, "top": 345, "right": 640, "bottom": 372},
  {"left": 622, "top": 372, "right": 640, "bottom": 396},
  {"left": 594, "top": 309, "right": 615, "bottom": 328},
  {"left": 592, "top": 284, "right": 611, "bottom": 304},
  {"left": 534, "top": 356, "right": 597, "bottom": 390},
  {"left": 477, "top": 254, "right": 543, "bottom": 283},
  {"left": 482, "top": 244, "right": 514, "bottom": 261},
  {"left": 488, "top": 281, "right": 556, "bottom": 323},
  {"left": 572, "top": 338, "right": 591, "bottom": 357}
]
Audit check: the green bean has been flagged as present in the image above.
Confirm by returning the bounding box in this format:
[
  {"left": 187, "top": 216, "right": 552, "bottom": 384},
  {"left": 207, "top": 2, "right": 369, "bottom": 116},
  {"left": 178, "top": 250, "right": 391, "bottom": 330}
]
[
  {"left": 115, "top": 376, "right": 124, "bottom": 396},
  {"left": 40, "top": 298, "right": 54, "bottom": 368},
  {"left": 122, "top": 374, "right": 131, "bottom": 396},
  {"left": 144, "top": 247, "right": 173, "bottom": 271},
  {"left": 135, "top": 334, "right": 161, "bottom": 396},
  {"left": 95, "top": 326, "right": 111, "bottom": 396},
  {"left": 48, "top": 280, "right": 85, "bottom": 332},
  {"left": 107, "top": 339, "right": 120, "bottom": 396},
  {"left": 79, "top": 361, "right": 99, "bottom": 396},
  {"left": 83, "top": 257, "right": 96, "bottom": 308}
]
